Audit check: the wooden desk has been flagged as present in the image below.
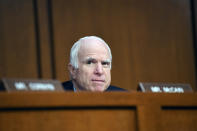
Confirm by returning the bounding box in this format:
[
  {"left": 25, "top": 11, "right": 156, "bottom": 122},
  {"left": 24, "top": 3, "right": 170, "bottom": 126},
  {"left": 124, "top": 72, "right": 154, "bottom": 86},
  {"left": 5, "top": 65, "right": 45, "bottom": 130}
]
[{"left": 0, "top": 92, "right": 197, "bottom": 131}]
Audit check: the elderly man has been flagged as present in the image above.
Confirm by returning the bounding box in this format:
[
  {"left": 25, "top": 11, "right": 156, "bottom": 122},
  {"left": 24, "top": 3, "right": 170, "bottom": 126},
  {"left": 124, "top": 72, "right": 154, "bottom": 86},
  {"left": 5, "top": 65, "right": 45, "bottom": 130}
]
[{"left": 62, "top": 36, "right": 125, "bottom": 92}]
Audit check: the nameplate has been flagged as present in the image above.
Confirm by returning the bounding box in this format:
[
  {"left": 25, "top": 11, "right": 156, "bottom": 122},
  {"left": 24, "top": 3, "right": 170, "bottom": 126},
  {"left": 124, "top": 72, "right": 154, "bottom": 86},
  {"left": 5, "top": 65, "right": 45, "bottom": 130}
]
[
  {"left": 2, "top": 78, "right": 64, "bottom": 92},
  {"left": 138, "top": 82, "right": 193, "bottom": 93}
]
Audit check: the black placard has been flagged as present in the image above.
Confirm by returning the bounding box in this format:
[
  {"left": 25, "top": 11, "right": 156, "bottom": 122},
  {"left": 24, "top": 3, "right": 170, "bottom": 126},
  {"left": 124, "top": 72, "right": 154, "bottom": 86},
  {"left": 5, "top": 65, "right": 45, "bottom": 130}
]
[
  {"left": 137, "top": 82, "right": 193, "bottom": 93},
  {"left": 1, "top": 78, "right": 64, "bottom": 92}
]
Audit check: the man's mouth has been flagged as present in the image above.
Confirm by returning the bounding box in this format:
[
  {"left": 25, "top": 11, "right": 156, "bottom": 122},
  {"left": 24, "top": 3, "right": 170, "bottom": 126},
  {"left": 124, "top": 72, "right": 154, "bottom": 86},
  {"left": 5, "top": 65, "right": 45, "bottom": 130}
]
[{"left": 92, "top": 79, "right": 105, "bottom": 83}]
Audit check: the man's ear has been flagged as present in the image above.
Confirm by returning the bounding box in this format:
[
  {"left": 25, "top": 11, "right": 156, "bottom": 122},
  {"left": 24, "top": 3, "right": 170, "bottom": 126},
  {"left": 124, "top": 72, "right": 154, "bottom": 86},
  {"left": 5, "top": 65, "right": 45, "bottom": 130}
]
[{"left": 68, "top": 63, "right": 77, "bottom": 79}]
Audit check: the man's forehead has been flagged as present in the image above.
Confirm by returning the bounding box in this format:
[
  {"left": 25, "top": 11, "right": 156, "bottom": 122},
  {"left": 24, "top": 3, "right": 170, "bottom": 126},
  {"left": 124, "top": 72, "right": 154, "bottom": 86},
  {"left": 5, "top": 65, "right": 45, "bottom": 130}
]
[
  {"left": 79, "top": 42, "right": 110, "bottom": 57},
  {"left": 83, "top": 56, "right": 110, "bottom": 61}
]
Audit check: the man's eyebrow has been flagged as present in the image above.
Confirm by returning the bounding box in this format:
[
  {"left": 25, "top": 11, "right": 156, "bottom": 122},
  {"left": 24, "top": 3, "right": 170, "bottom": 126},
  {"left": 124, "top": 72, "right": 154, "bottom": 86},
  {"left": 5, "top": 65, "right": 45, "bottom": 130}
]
[
  {"left": 104, "top": 59, "right": 111, "bottom": 62},
  {"left": 102, "top": 59, "right": 111, "bottom": 63},
  {"left": 84, "top": 57, "right": 95, "bottom": 61},
  {"left": 82, "top": 57, "right": 96, "bottom": 63},
  {"left": 83, "top": 57, "right": 111, "bottom": 62}
]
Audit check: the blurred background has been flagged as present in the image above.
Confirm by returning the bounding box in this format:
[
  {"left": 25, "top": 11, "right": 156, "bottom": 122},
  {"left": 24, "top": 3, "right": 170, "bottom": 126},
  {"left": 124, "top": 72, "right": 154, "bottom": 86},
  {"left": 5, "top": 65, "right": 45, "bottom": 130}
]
[{"left": 0, "top": 0, "right": 196, "bottom": 91}]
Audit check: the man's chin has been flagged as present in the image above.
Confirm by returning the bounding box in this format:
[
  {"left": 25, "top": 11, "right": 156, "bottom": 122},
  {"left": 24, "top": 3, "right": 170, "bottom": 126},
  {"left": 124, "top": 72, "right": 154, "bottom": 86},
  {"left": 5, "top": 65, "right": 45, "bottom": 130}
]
[{"left": 91, "top": 86, "right": 106, "bottom": 92}]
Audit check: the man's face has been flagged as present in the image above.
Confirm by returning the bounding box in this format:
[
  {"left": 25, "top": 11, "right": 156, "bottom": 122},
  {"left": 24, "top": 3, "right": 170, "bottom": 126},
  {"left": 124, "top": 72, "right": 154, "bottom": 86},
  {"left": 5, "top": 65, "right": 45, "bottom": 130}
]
[{"left": 72, "top": 41, "right": 111, "bottom": 92}]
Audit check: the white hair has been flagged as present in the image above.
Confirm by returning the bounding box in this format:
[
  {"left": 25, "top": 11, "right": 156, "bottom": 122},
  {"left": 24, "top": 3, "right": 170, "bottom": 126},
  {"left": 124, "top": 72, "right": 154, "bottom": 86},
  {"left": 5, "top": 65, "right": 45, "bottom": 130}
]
[{"left": 70, "top": 36, "right": 112, "bottom": 69}]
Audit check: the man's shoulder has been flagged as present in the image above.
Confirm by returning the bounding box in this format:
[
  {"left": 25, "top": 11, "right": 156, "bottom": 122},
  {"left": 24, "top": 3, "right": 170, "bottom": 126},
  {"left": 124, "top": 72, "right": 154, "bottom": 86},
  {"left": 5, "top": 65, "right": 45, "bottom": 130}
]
[
  {"left": 106, "top": 85, "right": 127, "bottom": 91},
  {"left": 62, "top": 80, "right": 74, "bottom": 91}
]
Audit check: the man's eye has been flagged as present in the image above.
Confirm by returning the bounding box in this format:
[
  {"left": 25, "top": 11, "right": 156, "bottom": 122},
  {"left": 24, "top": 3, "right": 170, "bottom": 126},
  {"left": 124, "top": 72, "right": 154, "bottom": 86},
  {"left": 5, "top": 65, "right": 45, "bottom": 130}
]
[
  {"left": 86, "top": 60, "right": 96, "bottom": 64},
  {"left": 102, "top": 61, "right": 110, "bottom": 66},
  {"left": 87, "top": 60, "right": 93, "bottom": 64}
]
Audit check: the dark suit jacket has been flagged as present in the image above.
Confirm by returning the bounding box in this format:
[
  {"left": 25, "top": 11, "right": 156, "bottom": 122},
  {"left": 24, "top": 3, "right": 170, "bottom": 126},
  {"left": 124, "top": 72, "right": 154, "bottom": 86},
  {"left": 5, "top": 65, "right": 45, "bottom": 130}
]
[{"left": 62, "top": 80, "right": 126, "bottom": 91}]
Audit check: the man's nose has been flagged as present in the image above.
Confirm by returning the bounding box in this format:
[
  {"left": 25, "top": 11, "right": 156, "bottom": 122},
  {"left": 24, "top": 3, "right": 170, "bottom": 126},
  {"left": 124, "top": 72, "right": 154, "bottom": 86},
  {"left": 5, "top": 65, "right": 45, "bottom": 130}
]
[{"left": 94, "top": 63, "right": 104, "bottom": 75}]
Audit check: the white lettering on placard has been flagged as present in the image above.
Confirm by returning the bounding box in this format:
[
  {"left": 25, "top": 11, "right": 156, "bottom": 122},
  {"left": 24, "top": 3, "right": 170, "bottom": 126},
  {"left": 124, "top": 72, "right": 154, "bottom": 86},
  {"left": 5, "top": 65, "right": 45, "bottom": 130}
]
[
  {"left": 151, "top": 86, "right": 162, "bottom": 92},
  {"left": 14, "top": 82, "right": 27, "bottom": 90},
  {"left": 163, "top": 87, "right": 184, "bottom": 93},
  {"left": 28, "top": 83, "right": 55, "bottom": 91}
]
